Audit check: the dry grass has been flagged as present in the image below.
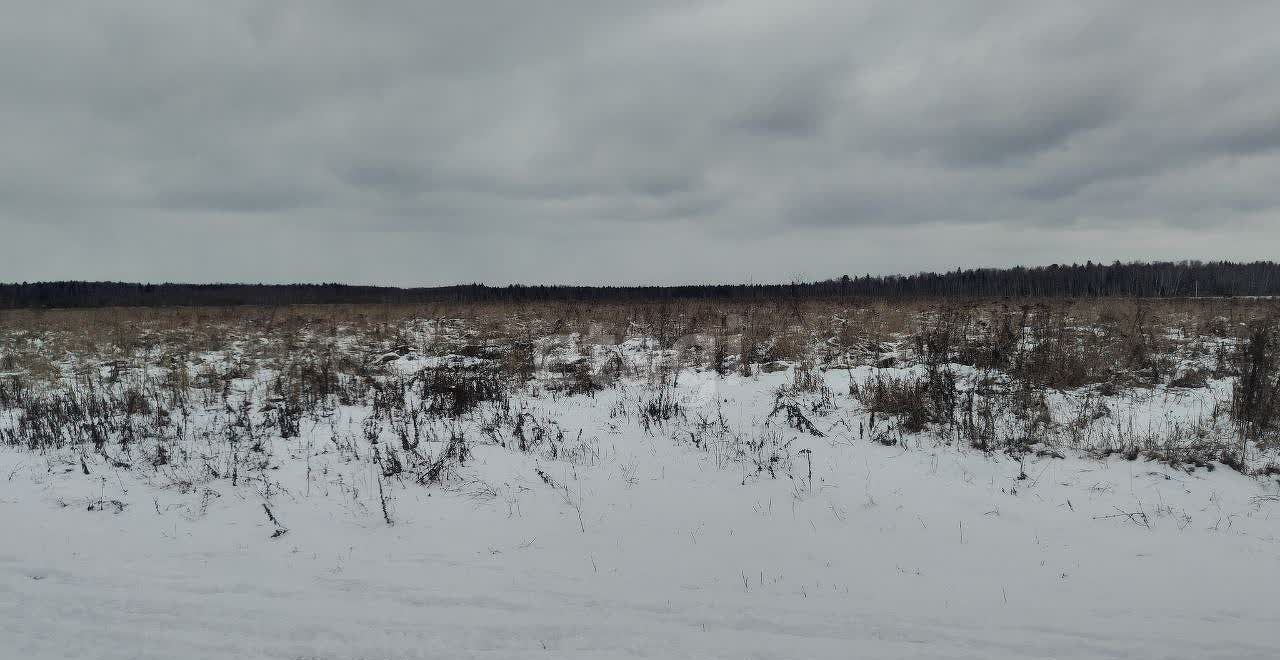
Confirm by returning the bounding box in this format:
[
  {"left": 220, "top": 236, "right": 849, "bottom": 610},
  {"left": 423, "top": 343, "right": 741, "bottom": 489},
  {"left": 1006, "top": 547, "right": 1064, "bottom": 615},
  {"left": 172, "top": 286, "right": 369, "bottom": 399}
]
[
  {"left": 2, "top": 296, "right": 1278, "bottom": 478},
  {"left": 2, "top": 297, "right": 1275, "bottom": 384}
]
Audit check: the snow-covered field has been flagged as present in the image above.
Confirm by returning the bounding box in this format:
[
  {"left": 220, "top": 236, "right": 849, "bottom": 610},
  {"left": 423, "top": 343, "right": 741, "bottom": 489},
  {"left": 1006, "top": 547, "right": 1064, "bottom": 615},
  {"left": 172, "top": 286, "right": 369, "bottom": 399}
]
[
  {"left": 4, "top": 370, "right": 1279, "bottom": 658},
  {"left": 2, "top": 306, "right": 1280, "bottom": 658}
]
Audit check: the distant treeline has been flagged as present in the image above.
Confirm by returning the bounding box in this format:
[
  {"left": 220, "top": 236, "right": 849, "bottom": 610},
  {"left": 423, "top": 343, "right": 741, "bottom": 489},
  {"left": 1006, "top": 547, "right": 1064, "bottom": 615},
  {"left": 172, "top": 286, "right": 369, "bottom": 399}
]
[{"left": 2, "top": 261, "right": 1278, "bottom": 309}]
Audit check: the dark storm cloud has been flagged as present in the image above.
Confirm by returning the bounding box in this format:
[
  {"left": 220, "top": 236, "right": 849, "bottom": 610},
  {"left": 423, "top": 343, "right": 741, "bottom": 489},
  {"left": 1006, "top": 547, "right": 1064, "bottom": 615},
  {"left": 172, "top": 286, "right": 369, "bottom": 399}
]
[{"left": 3, "top": 1, "right": 1280, "bottom": 284}]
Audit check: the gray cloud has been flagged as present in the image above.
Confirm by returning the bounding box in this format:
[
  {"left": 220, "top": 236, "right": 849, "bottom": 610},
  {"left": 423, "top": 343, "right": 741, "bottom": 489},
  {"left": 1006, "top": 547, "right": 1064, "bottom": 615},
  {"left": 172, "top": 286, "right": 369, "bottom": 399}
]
[{"left": 3, "top": 1, "right": 1280, "bottom": 285}]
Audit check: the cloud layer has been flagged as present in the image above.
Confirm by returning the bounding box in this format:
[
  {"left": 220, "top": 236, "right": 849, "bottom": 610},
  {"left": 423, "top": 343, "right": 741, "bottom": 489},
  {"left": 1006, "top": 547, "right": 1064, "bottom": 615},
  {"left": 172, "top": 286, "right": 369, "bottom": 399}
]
[{"left": 4, "top": 1, "right": 1280, "bottom": 284}]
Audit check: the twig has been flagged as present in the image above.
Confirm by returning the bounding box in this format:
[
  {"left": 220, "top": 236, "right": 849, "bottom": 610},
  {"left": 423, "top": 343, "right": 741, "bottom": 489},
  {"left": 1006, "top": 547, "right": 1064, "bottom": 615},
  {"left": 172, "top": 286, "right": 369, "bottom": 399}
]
[
  {"left": 1092, "top": 506, "right": 1150, "bottom": 529},
  {"left": 262, "top": 503, "right": 288, "bottom": 538}
]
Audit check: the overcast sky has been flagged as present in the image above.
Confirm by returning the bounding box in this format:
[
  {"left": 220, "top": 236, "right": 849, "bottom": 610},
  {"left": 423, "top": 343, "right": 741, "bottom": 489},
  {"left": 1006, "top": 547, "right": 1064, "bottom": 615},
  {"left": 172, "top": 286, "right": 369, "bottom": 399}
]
[{"left": 4, "top": 1, "right": 1280, "bottom": 285}]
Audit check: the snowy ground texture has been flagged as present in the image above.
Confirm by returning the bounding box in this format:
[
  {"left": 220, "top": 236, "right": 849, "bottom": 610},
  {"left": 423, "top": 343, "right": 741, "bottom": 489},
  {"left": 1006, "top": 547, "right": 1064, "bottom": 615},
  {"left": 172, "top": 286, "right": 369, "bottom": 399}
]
[{"left": 4, "top": 361, "right": 1280, "bottom": 660}]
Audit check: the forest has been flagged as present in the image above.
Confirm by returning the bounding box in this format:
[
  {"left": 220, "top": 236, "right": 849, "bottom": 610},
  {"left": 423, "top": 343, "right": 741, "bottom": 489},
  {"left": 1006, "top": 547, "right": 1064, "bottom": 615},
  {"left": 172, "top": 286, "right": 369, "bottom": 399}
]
[{"left": 2, "top": 260, "right": 1278, "bottom": 309}]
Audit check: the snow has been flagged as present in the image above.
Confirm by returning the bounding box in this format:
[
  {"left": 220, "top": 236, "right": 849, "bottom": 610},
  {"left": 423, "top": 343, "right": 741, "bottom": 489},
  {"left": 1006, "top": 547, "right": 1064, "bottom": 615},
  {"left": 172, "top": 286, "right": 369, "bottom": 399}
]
[{"left": 3, "top": 365, "right": 1279, "bottom": 659}]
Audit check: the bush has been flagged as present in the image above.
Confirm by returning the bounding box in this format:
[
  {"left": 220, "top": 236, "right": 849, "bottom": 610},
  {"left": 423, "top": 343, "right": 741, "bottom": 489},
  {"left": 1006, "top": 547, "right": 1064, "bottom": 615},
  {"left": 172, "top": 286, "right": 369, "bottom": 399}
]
[{"left": 1232, "top": 320, "right": 1280, "bottom": 444}]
